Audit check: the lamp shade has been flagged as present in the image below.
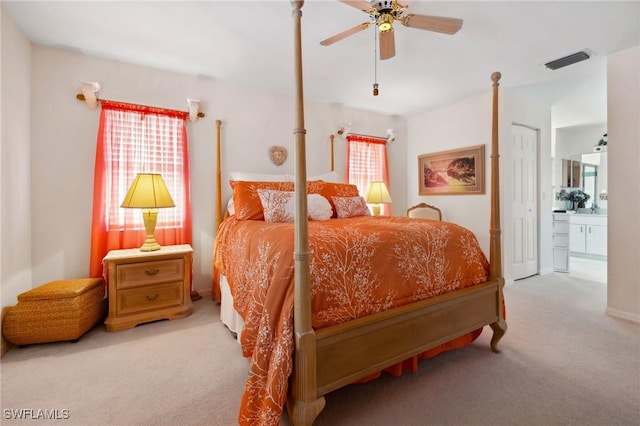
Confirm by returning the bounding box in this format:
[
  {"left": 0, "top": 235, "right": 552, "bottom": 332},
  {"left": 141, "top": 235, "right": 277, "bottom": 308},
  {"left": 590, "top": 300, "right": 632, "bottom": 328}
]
[
  {"left": 121, "top": 173, "right": 175, "bottom": 209},
  {"left": 365, "top": 181, "right": 392, "bottom": 204}
]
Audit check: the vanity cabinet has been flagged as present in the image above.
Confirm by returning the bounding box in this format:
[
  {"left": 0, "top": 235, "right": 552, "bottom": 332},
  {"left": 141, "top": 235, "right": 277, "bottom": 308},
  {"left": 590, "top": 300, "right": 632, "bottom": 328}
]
[{"left": 569, "top": 215, "right": 607, "bottom": 257}]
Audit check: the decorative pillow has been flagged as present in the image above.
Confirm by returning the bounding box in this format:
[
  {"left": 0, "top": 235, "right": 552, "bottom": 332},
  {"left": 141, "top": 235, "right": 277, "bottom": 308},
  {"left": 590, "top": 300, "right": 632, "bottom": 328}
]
[
  {"left": 231, "top": 181, "right": 294, "bottom": 220},
  {"left": 332, "top": 196, "right": 371, "bottom": 218},
  {"left": 257, "top": 189, "right": 295, "bottom": 223},
  {"left": 306, "top": 180, "right": 324, "bottom": 194},
  {"left": 311, "top": 182, "right": 360, "bottom": 217},
  {"left": 307, "top": 194, "right": 333, "bottom": 221},
  {"left": 257, "top": 191, "right": 333, "bottom": 222}
]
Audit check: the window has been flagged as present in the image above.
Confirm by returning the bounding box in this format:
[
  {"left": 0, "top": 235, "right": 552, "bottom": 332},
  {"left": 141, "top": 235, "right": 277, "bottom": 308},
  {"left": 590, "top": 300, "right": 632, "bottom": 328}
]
[
  {"left": 346, "top": 134, "right": 391, "bottom": 215},
  {"left": 90, "top": 101, "right": 192, "bottom": 277}
]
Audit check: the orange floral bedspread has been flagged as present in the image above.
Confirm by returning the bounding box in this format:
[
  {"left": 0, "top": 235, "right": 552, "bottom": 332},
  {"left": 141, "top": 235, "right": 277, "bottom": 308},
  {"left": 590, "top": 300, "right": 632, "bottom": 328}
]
[{"left": 213, "top": 216, "right": 489, "bottom": 425}]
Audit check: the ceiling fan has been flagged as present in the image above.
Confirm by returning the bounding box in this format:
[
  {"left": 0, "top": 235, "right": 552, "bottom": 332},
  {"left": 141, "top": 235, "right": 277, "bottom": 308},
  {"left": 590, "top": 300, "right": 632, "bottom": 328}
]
[{"left": 320, "top": 0, "right": 463, "bottom": 60}]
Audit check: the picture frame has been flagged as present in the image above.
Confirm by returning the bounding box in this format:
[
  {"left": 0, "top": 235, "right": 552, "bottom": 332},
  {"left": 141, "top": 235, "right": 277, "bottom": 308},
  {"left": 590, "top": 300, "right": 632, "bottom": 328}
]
[{"left": 418, "top": 144, "right": 485, "bottom": 195}]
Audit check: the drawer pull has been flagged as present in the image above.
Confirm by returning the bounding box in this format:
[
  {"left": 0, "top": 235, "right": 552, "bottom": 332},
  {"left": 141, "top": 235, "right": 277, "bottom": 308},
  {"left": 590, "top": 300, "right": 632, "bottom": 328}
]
[
  {"left": 147, "top": 294, "right": 159, "bottom": 301},
  {"left": 145, "top": 268, "right": 160, "bottom": 276}
]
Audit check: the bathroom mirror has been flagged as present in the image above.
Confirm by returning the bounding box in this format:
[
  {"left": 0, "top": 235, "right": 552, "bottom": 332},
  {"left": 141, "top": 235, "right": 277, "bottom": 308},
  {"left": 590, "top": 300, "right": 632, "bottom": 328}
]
[
  {"left": 561, "top": 159, "right": 581, "bottom": 188},
  {"left": 562, "top": 152, "right": 607, "bottom": 208}
]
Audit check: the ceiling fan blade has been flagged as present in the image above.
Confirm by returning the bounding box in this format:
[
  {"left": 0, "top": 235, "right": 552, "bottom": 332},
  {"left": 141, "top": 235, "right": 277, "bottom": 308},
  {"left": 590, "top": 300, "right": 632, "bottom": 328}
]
[
  {"left": 401, "top": 14, "right": 463, "bottom": 35},
  {"left": 339, "top": 0, "right": 375, "bottom": 13},
  {"left": 320, "top": 22, "right": 371, "bottom": 46},
  {"left": 379, "top": 30, "right": 396, "bottom": 60}
]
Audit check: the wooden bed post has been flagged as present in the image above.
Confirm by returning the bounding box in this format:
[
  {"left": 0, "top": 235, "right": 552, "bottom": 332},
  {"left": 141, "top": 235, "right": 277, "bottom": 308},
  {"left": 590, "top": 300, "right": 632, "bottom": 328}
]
[
  {"left": 330, "top": 134, "right": 335, "bottom": 172},
  {"left": 287, "top": 1, "right": 326, "bottom": 425},
  {"left": 489, "top": 72, "right": 507, "bottom": 352},
  {"left": 215, "top": 119, "right": 223, "bottom": 230}
]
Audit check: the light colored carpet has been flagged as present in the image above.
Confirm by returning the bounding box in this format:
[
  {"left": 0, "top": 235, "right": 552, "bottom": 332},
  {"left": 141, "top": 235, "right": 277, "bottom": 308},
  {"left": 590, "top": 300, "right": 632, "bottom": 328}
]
[{"left": 1, "top": 271, "right": 638, "bottom": 426}]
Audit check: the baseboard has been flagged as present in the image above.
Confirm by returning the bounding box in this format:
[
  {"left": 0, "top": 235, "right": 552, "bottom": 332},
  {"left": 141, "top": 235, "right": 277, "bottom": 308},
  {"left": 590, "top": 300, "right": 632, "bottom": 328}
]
[
  {"left": 1, "top": 307, "right": 14, "bottom": 358},
  {"left": 539, "top": 267, "right": 554, "bottom": 275},
  {"left": 606, "top": 307, "right": 640, "bottom": 324},
  {"left": 195, "top": 288, "right": 213, "bottom": 298}
]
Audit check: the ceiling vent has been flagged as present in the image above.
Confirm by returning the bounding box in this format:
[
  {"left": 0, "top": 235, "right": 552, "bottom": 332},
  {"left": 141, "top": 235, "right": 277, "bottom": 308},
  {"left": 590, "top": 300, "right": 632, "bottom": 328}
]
[{"left": 545, "top": 50, "right": 591, "bottom": 70}]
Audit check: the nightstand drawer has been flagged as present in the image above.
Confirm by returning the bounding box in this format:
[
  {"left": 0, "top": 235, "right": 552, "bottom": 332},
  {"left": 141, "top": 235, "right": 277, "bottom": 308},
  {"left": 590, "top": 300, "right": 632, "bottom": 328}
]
[
  {"left": 117, "top": 259, "right": 183, "bottom": 289},
  {"left": 117, "top": 282, "right": 183, "bottom": 315}
]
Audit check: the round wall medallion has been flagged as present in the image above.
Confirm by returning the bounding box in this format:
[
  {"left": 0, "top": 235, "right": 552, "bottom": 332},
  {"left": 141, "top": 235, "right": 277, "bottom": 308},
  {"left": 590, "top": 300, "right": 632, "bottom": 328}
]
[{"left": 269, "top": 145, "right": 288, "bottom": 166}]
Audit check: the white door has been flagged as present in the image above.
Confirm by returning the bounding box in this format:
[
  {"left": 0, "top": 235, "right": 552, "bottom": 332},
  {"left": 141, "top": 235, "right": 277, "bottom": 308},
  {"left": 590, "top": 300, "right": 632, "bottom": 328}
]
[{"left": 512, "top": 124, "right": 538, "bottom": 279}]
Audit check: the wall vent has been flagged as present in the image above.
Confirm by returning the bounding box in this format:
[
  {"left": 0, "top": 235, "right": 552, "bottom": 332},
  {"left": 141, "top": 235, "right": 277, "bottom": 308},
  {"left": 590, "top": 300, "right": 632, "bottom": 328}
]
[{"left": 545, "top": 50, "right": 591, "bottom": 70}]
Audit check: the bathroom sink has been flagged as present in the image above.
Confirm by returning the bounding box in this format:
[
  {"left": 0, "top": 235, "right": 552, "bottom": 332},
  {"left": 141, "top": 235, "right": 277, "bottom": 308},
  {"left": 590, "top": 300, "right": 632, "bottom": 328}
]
[{"left": 575, "top": 208, "right": 606, "bottom": 215}]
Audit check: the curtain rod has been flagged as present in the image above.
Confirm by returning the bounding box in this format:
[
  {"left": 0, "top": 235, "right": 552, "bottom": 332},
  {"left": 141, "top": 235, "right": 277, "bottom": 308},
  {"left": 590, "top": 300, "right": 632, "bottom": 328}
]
[
  {"left": 345, "top": 132, "right": 387, "bottom": 141},
  {"left": 75, "top": 93, "right": 205, "bottom": 120}
]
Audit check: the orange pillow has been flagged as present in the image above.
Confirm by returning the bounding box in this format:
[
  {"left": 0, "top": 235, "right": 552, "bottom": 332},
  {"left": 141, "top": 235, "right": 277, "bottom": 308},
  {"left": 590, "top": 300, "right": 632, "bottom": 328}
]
[
  {"left": 309, "top": 182, "right": 360, "bottom": 217},
  {"left": 231, "top": 181, "right": 294, "bottom": 220}
]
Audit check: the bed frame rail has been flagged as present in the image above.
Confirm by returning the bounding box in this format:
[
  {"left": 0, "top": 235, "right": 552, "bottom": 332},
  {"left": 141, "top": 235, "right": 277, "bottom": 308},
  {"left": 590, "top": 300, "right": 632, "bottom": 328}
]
[{"left": 314, "top": 280, "right": 501, "bottom": 395}]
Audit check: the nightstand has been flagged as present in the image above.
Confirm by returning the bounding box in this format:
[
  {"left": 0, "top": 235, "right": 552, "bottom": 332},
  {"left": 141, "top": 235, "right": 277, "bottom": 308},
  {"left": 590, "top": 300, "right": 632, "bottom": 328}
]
[{"left": 103, "top": 244, "right": 194, "bottom": 332}]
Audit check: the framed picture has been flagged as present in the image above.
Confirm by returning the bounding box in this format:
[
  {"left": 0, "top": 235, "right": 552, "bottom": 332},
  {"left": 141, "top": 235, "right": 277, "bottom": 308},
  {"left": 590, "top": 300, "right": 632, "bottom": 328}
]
[{"left": 418, "top": 144, "right": 485, "bottom": 195}]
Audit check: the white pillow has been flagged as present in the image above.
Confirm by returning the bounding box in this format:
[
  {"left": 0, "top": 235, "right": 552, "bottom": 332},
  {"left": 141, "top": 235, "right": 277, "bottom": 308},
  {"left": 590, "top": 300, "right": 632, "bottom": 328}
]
[
  {"left": 331, "top": 196, "right": 372, "bottom": 218},
  {"left": 229, "top": 172, "right": 291, "bottom": 182},
  {"left": 307, "top": 194, "right": 333, "bottom": 221},
  {"left": 226, "top": 198, "right": 235, "bottom": 216},
  {"left": 308, "top": 171, "right": 338, "bottom": 182}
]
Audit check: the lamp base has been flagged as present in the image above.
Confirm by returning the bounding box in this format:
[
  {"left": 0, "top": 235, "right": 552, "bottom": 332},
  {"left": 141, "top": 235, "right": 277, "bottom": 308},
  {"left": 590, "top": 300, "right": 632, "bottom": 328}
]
[
  {"left": 139, "top": 237, "right": 161, "bottom": 252},
  {"left": 140, "top": 209, "right": 161, "bottom": 251},
  {"left": 371, "top": 204, "right": 381, "bottom": 216}
]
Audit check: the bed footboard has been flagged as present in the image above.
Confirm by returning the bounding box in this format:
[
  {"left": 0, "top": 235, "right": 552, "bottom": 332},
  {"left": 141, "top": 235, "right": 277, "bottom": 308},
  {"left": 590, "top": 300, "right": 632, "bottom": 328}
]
[{"left": 314, "top": 280, "right": 501, "bottom": 396}]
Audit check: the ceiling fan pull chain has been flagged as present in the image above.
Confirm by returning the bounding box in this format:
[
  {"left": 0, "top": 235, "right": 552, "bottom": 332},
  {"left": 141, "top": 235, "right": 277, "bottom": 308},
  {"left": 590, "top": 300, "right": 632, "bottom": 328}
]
[{"left": 373, "top": 26, "right": 379, "bottom": 96}]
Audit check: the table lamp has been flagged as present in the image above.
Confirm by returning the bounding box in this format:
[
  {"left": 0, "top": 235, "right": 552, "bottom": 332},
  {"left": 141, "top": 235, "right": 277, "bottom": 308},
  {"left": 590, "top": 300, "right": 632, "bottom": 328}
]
[
  {"left": 365, "top": 181, "right": 392, "bottom": 216},
  {"left": 121, "top": 173, "right": 175, "bottom": 251}
]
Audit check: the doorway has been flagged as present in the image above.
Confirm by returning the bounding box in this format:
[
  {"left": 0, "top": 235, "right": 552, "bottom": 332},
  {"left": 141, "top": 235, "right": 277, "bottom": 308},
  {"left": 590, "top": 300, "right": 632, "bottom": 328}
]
[
  {"left": 554, "top": 125, "right": 608, "bottom": 283},
  {"left": 512, "top": 124, "right": 539, "bottom": 280}
]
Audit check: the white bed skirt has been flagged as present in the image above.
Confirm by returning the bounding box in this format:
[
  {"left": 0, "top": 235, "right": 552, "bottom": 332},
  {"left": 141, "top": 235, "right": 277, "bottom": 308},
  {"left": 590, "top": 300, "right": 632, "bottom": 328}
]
[{"left": 219, "top": 274, "right": 245, "bottom": 338}]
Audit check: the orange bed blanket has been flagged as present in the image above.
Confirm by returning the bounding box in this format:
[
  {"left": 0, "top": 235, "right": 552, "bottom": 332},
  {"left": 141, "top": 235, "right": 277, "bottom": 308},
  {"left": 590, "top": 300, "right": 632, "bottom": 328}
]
[{"left": 213, "top": 216, "right": 489, "bottom": 426}]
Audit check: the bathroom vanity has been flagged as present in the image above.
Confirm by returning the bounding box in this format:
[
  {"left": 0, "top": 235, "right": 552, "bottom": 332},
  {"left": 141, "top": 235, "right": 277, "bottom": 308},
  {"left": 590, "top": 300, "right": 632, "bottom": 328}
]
[
  {"left": 553, "top": 212, "right": 607, "bottom": 272},
  {"left": 569, "top": 214, "right": 607, "bottom": 257}
]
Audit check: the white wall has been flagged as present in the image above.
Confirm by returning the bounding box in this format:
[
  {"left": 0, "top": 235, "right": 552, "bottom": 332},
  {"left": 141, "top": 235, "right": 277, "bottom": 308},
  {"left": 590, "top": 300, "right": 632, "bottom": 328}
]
[
  {"left": 1, "top": 11, "right": 32, "bottom": 307},
  {"left": 407, "top": 84, "right": 552, "bottom": 283},
  {"left": 607, "top": 45, "right": 640, "bottom": 322},
  {"left": 407, "top": 91, "right": 493, "bottom": 249},
  {"left": 4, "top": 37, "right": 406, "bottom": 302}
]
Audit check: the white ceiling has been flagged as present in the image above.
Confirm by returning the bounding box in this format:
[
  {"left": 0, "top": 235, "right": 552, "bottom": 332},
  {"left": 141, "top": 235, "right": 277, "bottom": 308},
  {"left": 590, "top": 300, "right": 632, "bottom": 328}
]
[{"left": 3, "top": 1, "right": 639, "bottom": 127}]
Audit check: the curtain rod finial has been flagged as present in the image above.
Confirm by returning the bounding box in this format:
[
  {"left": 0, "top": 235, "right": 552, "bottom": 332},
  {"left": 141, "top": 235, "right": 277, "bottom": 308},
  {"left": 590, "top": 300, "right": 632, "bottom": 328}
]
[
  {"left": 79, "top": 81, "right": 100, "bottom": 109},
  {"left": 187, "top": 98, "right": 205, "bottom": 122}
]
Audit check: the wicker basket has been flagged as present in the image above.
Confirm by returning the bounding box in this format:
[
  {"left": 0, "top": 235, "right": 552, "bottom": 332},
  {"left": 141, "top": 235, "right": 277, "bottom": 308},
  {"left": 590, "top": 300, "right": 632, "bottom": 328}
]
[{"left": 2, "top": 278, "right": 107, "bottom": 346}]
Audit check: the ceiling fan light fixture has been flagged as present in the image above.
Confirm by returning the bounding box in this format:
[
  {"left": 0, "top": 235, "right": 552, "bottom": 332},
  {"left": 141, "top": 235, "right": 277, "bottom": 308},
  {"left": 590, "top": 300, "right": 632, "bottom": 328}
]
[{"left": 378, "top": 14, "right": 394, "bottom": 32}]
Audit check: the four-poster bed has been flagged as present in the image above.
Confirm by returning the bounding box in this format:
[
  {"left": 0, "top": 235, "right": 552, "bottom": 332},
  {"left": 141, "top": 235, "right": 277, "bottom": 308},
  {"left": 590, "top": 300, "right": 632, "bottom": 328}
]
[{"left": 212, "top": 2, "right": 506, "bottom": 425}]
